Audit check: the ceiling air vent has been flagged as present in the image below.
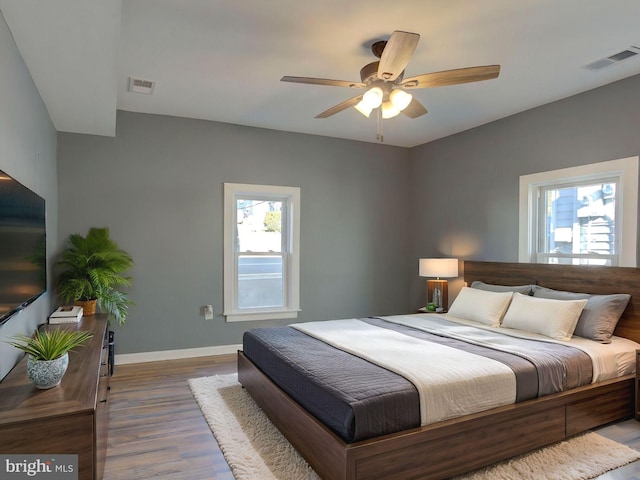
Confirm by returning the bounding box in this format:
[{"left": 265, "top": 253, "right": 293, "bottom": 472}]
[
  {"left": 582, "top": 46, "right": 640, "bottom": 71},
  {"left": 128, "top": 77, "right": 155, "bottom": 95}
]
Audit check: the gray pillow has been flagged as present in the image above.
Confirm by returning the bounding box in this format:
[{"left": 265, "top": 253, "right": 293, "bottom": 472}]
[
  {"left": 532, "top": 286, "right": 630, "bottom": 343},
  {"left": 471, "top": 281, "right": 533, "bottom": 295}
]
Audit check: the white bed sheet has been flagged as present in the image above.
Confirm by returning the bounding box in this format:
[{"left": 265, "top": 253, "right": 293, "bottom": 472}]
[{"left": 421, "top": 312, "right": 639, "bottom": 381}]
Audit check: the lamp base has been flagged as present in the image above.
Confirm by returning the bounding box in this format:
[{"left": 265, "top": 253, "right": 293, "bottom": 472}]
[{"left": 427, "top": 279, "right": 449, "bottom": 310}]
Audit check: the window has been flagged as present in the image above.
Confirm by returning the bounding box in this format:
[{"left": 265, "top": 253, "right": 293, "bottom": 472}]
[
  {"left": 224, "top": 183, "right": 300, "bottom": 322},
  {"left": 519, "top": 157, "right": 638, "bottom": 266}
]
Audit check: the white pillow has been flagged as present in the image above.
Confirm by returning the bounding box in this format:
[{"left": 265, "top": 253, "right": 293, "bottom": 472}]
[
  {"left": 448, "top": 287, "right": 513, "bottom": 327},
  {"left": 501, "top": 293, "right": 588, "bottom": 341}
]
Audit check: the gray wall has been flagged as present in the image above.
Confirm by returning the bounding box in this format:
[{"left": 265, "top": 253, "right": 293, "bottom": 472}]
[
  {"left": 55, "top": 72, "right": 640, "bottom": 355},
  {"left": 408, "top": 74, "right": 640, "bottom": 308},
  {"left": 0, "top": 12, "right": 59, "bottom": 379},
  {"left": 57, "top": 112, "right": 411, "bottom": 354}
]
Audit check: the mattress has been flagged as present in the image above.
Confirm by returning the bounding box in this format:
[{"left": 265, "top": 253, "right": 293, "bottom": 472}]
[{"left": 242, "top": 314, "right": 635, "bottom": 443}]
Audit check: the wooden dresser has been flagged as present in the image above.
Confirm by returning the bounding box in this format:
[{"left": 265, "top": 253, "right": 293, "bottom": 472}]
[{"left": 0, "top": 315, "right": 109, "bottom": 480}]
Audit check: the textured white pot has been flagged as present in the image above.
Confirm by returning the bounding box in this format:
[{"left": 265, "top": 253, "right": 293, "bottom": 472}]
[{"left": 26, "top": 353, "right": 69, "bottom": 389}]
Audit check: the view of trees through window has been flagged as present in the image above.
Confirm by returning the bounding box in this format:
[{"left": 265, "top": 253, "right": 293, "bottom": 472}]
[{"left": 236, "top": 198, "right": 285, "bottom": 309}]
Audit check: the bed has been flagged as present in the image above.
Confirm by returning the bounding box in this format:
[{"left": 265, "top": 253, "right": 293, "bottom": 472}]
[{"left": 237, "top": 261, "right": 640, "bottom": 480}]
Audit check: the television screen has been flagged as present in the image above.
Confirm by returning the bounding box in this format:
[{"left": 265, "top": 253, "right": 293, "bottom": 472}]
[{"left": 0, "top": 170, "right": 46, "bottom": 324}]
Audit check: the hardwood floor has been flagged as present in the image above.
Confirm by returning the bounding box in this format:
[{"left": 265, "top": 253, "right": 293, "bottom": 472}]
[
  {"left": 104, "top": 354, "right": 640, "bottom": 479},
  {"left": 104, "top": 355, "right": 235, "bottom": 480},
  {"left": 595, "top": 421, "right": 640, "bottom": 479}
]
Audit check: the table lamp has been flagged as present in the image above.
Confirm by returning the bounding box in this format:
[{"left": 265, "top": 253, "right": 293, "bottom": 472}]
[{"left": 419, "top": 258, "right": 459, "bottom": 311}]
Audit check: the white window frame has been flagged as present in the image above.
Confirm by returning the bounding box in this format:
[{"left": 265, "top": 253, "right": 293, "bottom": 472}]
[
  {"left": 519, "top": 156, "right": 638, "bottom": 267},
  {"left": 223, "top": 183, "right": 300, "bottom": 322}
]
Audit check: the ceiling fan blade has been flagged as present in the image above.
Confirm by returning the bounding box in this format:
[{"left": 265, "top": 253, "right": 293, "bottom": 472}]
[
  {"left": 377, "top": 31, "right": 420, "bottom": 82},
  {"left": 315, "top": 95, "right": 364, "bottom": 118},
  {"left": 402, "top": 98, "right": 428, "bottom": 119},
  {"left": 400, "top": 65, "right": 501, "bottom": 89},
  {"left": 281, "top": 76, "right": 366, "bottom": 88}
]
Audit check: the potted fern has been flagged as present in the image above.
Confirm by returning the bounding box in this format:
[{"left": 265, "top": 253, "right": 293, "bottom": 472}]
[
  {"left": 7, "top": 329, "right": 93, "bottom": 389},
  {"left": 56, "top": 227, "right": 134, "bottom": 325}
]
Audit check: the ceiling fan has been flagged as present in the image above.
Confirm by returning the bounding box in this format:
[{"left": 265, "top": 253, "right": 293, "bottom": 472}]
[{"left": 281, "top": 30, "right": 500, "bottom": 128}]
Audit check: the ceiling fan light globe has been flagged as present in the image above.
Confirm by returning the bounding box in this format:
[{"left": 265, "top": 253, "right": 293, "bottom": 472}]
[
  {"left": 390, "top": 89, "right": 412, "bottom": 111},
  {"left": 354, "top": 101, "right": 373, "bottom": 118},
  {"left": 381, "top": 101, "right": 400, "bottom": 119},
  {"left": 362, "top": 87, "right": 383, "bottom": 109}
]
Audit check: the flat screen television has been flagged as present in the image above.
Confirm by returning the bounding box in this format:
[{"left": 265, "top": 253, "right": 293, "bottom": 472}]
[{"left": 0, "top": 169, "right": 46, "bottom": 325}]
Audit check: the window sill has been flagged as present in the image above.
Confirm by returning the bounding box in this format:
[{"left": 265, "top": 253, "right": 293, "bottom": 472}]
[{"left": 224, "top": 309, "right": 300, "bottom": 323}]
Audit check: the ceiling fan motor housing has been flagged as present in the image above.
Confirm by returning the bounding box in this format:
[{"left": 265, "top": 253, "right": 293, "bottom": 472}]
[
  {"left": 360, "top": 61, "right": 403, "bottom": 84},
  {"left": 371, "top": 40, "right": 387, "bottom": 58}
]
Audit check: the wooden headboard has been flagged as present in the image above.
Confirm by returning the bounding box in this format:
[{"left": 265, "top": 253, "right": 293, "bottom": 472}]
[{"left": 463, "top": 261, "right": 640, "bottom": 344}]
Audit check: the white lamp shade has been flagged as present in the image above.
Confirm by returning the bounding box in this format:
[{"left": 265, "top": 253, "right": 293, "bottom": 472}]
[
  {"left": 381, "top": 100, "right": 400, "bottom": 119},
  {"left": 389, "top": 89, "right": 412, "bottom": 111},
  {"left": 419, "top": 258, "right": 459, "bottom": 278},
  {"left": 362, "top": 87, "right": 383, "bottom": 109},
  {"left": 354, "top": 100, "right": 373, "bottom": 117}
]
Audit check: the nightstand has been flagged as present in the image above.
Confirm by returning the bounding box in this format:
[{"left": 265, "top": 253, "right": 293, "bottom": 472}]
[{"left": 417, "top": 307, "right": 447, "bottom": 314}]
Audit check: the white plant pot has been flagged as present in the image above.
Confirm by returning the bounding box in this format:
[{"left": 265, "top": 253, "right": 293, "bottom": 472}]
[{"left": 26, "top": 353, "right": 69, "bottom": 389}]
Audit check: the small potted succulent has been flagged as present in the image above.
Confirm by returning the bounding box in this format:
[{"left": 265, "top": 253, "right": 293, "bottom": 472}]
[{"left": 7, "top": 329, "right": 93, "bottom": 389}]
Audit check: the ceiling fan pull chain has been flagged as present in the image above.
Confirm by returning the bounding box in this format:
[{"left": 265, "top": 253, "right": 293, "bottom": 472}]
[{"left": 376, "top": 109, "right": 384, "bottom": 143}]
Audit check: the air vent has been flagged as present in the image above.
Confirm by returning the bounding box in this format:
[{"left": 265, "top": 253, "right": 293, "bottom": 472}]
[
  {"left": 608, "top": 49, "right": 638, "bottom": 62},
  {"left": 128, "top": 77, "right": 156, "bottom": 95},
  {"left": 582, "top": 46, "right": 640, "bottom": 71}
]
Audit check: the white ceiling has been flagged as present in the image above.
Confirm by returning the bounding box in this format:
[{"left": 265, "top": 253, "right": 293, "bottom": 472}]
[{"left": 1, "top": 0, "right": 640, "bottom": 147}]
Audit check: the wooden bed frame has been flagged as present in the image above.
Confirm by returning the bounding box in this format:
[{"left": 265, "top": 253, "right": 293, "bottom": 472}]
[{"left": 238, "top": 261, "right": 640, "bottom": 480}]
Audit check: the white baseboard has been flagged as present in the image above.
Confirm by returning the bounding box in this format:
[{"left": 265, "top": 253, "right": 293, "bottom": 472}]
[{"left": 115, "top": 343, "right": 242, "bottom": 365}]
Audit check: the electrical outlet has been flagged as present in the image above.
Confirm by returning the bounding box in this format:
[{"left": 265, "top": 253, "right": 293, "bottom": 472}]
[{"left": 203, "top": 304, "right": 214, "bottom": 320}]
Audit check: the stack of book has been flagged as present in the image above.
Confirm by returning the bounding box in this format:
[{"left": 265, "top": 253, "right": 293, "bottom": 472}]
[{"left": 49, "top": 306, "right": 83, "bottom": 324}]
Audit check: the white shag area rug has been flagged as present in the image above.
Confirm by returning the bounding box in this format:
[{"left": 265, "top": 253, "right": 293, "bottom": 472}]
[{"left": 188, "top": 374, "right": 640, "bottom": 480}]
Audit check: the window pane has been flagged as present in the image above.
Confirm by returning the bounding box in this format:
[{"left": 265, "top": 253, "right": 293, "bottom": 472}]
[
  {"left": 236, "top": 199, "right": 282, "bottom": 253},
  {"left": 236, "top": 198, "right": 285, "bottom": 308},
  {"left": 224, "top": 183, "right": 300, "bottom": 321},
  {"left": 539, "top": 182, "right": 616, "bottom": 260},
  {"left": 237, "top": 255, "right": 284, "bottom": 308},
  {"left": 538, "top": 254, "right": 613, "bottom": 266}
]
